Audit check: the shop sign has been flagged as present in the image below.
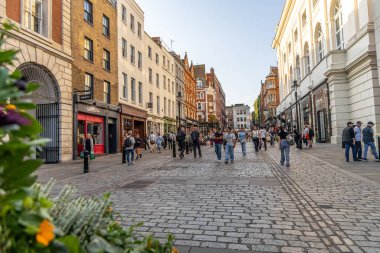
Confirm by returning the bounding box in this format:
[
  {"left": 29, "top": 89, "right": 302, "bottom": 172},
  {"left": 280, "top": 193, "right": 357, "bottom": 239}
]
[
  {"left": 80, "top": 94, "right": 92, "bottom": 101},
  {"left": 87, "top": 106, "right": 100, "bottom": 114}
]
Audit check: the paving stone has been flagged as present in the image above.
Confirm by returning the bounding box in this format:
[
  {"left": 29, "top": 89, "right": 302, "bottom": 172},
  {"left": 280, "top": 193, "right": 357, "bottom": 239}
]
[
  {"left": 281, "top": 247, "right": 305, "bottom": 253},
  {"left": 228, "top": 244, "right": 249, "bottom": 251}
]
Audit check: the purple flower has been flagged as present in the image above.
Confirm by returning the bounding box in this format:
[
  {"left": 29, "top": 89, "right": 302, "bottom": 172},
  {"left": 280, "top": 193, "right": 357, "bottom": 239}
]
[{"left": 0, "top": 107, "right": 30, "bottom": 127}]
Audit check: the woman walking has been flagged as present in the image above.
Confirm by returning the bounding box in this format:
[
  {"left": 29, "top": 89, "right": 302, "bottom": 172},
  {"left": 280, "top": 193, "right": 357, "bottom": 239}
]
[
  {"left": 251, "top": 126, "right": 260, "bottom": 152},
  {"left": 278, "top": 126, "right": 290, "bottom": 167},
  {"left": 224, "top": 127, "right": 236, "bottom": 164},
  {"left": 134, "top": 133, "right": 143, "bottom": 160},
  {"left": 238, "top": 127, "right": 247, "bottom": 156}
]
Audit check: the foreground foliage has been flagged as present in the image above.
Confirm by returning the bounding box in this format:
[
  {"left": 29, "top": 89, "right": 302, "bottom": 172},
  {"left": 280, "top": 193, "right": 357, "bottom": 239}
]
[{"left": 0, "top": 23, "right": 175, "bottom": 253}]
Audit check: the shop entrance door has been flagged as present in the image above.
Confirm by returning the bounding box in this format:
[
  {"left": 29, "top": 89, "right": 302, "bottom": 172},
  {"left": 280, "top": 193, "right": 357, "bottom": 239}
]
[
  {"left": 317, "top": 110, "right": 326, "bottom": 143},
  {"left": 108, "top": 122, "right": 117, "bottom": 154}
]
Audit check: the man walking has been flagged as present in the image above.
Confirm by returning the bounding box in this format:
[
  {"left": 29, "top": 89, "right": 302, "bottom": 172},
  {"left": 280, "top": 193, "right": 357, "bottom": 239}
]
[
  {"left": 259, "top": 126, "right": 267, "bottom": 151},
  {"left": 293, "top": 126, "right": 302, "bottom": 150},
  {"left": 123, "top": 130, "right": 135, "bottom": 165},
  {"left": 148, "top": 132, "right": 157, "bottom": 153},
  {"left": 213, "top": 127, "right": 223, "bottom": 162},
  {"left": 354, "top": 121, "right": 363, "bottom": 161},
  {"left": 191, "top": 127, "right": 202, "bottom": 158},
  {"left": 342, "top": 122, "right": 357, "bottom": 162},
  {"left": 362, "top": 121, "right": 379, "bottom": 161},
  {"left": 224, "top": 127, "right": 236, "bottom": 164},
  {"left": 238, "top": 127, "right": 247, "bottom": 156},
  {"left": 176, "top": 127, "right": 186, "bottom": 159}
]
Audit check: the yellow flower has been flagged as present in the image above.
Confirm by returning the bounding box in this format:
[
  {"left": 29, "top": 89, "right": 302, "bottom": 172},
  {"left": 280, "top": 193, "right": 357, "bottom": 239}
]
[
  {"left": 172, "top": 247, "right": 179, "bottom": 253},
  {"left": 36, "top": 219, "right": 55, "bottom": 247},
  {"left": 5, "top": 104, "right": 16, "bottom": 111}
]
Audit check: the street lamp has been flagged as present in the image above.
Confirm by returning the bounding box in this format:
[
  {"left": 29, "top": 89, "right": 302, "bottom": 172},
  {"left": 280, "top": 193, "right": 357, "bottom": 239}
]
[
  {"left": 293, "top": 80, "right": 300, "bottom": 130},
  {"left": 177, "top": 91, "right": 182, "bottom": 131}
]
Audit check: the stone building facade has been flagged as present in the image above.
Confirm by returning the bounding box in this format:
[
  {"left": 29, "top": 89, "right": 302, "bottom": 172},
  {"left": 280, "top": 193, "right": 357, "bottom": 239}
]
[
  {"left": 118, "top": 0, "right": 147, "bottom": 141},
  {"left": 183, "top": 53, "right": 198, "bottom": 128},
  {"left": 273, "top": 0, "right": 380, "bottom": 143},
  {"left": 2, "top": 0, "right": 73, "bottom": 163},
  {"left": 71, "top": 0, "right": 119, "bottom": 157},
  {"left": 232, "top": 104, "right": 251, "bottom": 130},
  {"left": 260, "top": 66, "right": 280, "bottom": 126}
]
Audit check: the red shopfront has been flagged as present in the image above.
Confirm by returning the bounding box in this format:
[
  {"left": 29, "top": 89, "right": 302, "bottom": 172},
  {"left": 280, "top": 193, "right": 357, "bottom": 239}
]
[{"left": 77, "top": 113, "right": 105, "bottom": 155}]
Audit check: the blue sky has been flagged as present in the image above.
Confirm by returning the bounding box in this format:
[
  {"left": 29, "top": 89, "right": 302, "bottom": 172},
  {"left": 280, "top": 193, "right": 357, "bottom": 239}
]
[{"left": 137, "top": 0, "right": 285, "bottom": 110}]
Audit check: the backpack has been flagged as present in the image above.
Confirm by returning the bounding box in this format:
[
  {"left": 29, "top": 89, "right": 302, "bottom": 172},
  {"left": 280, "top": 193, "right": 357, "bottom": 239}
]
[
  {"left": 124, "top": 137, "right": 132, "bottom": 148},
  {"left": 176, "top": 132, "right": 182, "bottom": 142}
]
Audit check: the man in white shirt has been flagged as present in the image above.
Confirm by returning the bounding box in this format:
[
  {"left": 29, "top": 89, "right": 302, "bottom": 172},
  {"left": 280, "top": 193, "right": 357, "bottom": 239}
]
[
  {"left": 148, "top": 132, "right": 157, "bottom": 153},
  {"left": 354, "top": 121, "right": 363, "bottom": 161},
  {"left": 259, "top": 126, "right": 267, "bottom": 151}
]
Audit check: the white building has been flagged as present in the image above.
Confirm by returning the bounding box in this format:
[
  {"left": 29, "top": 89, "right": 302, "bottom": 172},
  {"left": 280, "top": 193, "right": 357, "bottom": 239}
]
[
  {"left": 273, "top": 0, "right": 380, "bottom": 144},
  {"left": 232, "top": 104, "right": 251, "bottom": 130},
  {"left": 118, "top": 0, "right": 148, "bottom": 138}
]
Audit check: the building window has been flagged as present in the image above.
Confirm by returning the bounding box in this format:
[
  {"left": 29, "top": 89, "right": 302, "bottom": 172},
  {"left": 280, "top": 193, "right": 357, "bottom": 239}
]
[
  {"left": 156, "top": 53, "right": 159, "bottom": 65},
  {"left": 294, "top": 29, "right": 298, "bottom": 42},
  {"left": 197, "top": 80, "right": 202, "bottom": 88},
  {"left": 156, "top": 73, "right": 159, "bottom": 87},
  {"left": 122, "top": 38, "right": 127, "bottom": 58},
  {"left": 168, "top": 79, "right": 171, "bottom": 91},
  {"left": 138, "top": 51, "right": 142, "bottom": 69},
  {"left": 122, "top": 73, "right": 128, "bottom": 99},
  {"left": 84, "top": 37, "right": 93, "bottom": 62},
  {"left": 138, "top": 82, "right": 143, "bottom": 104},
  {"left": 304, "top": 43, "right": 310, "bottom": 75},
  {"left": 102, "top": 15, "right": 110, "bottom": 37},
  {"left": 334, "top": 0, "right": 344, "bottom": 50},
  {"left": 149, "top": 92, "right": 153, "bottom": 111},
  {"left": 130, "top": 14, "right": 135, "bottom": 31},
  {"left": 163, "top": 75, "right": 166, "bottom": 89},
  {"left": 85, "top": 73, "right": 93, "bottom": 97},
  {"left": 157, "top": 96, "right": 160, "bottom": 114},
  {"left": 103, "top": 81, "right": 110, "bottom": 104},
  {"left": 24, "top": 0, "right": 47, "bottom": 36},
  {"left": 148, "top": 68, "right": 152, "bottom": 84},
  {"left": 295, "top": 56, "right": 301, "bottom": 82},
  {"left": 103, "top": 49, "right": 110, "bottom": 71},
  {"left": 164, "top": 97, "right": 167, "bottom": 116},
  {"left": 84, "top": 0, "right": 93, "bottom": 24},
  {"left": 168, "top": 99, "right": 171, "bottom": 117},
  {"left": 131, "top": 78, "right": 136, "bottom": 102},
  {"left": 148, "top": 46, "right": 152, "bottom": 59},
  {"left": 163, "top": 56, "right": 166, "bottom": 66},
  {"left": 130, "top": 45, "right": 135, "bottom": 64},
  {"left": 316, "top": 25, "right": 324, "bottom": 62},
  {"left": 138, "top": 22, "right": 142, "bottom": 38},
  {"left": 121, "top": 4, "right": 126, "bottom": 23}
]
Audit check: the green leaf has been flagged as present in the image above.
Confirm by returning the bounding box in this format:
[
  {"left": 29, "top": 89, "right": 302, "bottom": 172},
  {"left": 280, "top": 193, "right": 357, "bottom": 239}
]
[
  {"left": 87, "top": 236, "right": 122, "bottom": 253},
  {"left": 58, "top": 235, "right": 81, "bottom": 253},
  {"left": 18, "top": 213, "right": 42, "bottom": 228},
  {"left": 13, "top": 102, "right": 37, "bottom": 110},
  {"left": 26, "top": 82, "right": 40, "bottom": 93},
  {"left": 28, "top": 138, "right": 51, "bottom": 146},
  {"left": 0, "top": 50, "right": 18, "bottom": 64}
]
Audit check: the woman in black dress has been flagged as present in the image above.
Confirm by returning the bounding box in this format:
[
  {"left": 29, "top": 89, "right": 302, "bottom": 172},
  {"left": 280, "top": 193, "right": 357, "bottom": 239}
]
[{"left": 134, "top": 133, "right": 143, "bottom": 160}]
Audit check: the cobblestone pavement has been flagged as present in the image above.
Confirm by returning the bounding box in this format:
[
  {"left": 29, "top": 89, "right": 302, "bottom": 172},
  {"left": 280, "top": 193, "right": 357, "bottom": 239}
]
[{"left": 38, "top": 143, "right": 380, "bottom": 252}]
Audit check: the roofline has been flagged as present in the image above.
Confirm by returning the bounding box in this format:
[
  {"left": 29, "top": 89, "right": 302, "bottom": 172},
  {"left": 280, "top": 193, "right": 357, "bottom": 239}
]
[{"left": 272, "top": 0, "right": 294, "bottom": 49}]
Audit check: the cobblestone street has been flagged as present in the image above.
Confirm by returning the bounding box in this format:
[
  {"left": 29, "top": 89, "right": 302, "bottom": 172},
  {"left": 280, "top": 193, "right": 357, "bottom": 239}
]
[{"left": 38, "top": 143, "right": 380, "bottom": 253}]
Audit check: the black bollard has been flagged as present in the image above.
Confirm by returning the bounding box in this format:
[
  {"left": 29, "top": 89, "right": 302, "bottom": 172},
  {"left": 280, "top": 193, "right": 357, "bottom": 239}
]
[
  {"left": 83, "top": 150, "right": 89, "bottom": 173},
  {"left": 122, "top": 148, "right": 126, "bottom": 164},
  {"left": 173, "top": 141, "right": 176, "bottom": 158}
]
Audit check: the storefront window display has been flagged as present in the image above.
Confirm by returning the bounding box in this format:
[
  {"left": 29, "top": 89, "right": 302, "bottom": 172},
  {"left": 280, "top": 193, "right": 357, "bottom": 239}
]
[{"left": 77, "top": 113, "right": 105, "bottom": 155}]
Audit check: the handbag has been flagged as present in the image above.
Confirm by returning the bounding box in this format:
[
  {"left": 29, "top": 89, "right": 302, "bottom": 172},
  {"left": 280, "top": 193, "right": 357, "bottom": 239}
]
[
  {"left": 80, "top": 151, "right": 84, "bottom": 158},
  {"left": 266, "top": 136, "right": 271, "bottom": 142},
  {"left": 90, "top": 152, "right": 95, "bottom": 160},
  {"left": 286, "top": 135, "right": 295, "bottom": 146}
]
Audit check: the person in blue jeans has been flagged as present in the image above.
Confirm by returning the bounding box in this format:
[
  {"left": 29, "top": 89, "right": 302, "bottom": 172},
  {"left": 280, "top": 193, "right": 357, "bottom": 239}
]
[
  {"left": 213, "top": 128, "right": 223, "bottom": 162},
  {"left": 123, "top": 130, "right": 135, "bottom": 165},
  {"left": 278, "top": 126, "right": 290, "bottom": 167},
  {"left": 224, "top": 127, "right": 236, "bottom": 164},
  {"left": 342, "top": 121, "right": 357, "bottom": 162},
  {"left": 156, "top": 133, "right": 164, "bottom": 153},
  {"left": 238, "top": 127, "right": 247, "bottom": 156},
  {"left": 362, "top": 121, "right": 379, "bottom": 161}
]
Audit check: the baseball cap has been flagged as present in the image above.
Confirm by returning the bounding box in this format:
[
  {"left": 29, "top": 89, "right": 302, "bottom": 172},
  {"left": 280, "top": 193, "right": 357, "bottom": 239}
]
[{"left": 368, "top": 121, "right": 374, "bottom": 125}]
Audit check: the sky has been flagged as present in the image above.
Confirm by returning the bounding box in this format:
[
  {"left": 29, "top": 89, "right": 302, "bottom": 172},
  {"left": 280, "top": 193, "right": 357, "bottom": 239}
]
[{"left": 137, "top": 0, "right": 285, "bottom": 110}]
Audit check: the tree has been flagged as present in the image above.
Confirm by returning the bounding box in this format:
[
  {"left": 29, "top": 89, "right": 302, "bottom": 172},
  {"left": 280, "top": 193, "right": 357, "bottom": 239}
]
[{"left": 252, "top": 95, "right": 261, "bottom": 126}]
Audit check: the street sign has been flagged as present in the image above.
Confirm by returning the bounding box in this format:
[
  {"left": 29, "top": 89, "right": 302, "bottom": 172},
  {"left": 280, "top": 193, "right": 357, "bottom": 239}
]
[{"left": 79, "top": 94, "right": 92, "bottom": 100}]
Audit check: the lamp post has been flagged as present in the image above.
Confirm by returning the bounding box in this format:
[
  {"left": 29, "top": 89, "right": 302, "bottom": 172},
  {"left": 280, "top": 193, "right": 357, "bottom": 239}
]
[
  {"left": 293, "top": 80, "right": 300, "bottom": 131},
  {"left": 177, "top": 91, "right": 182, "bottom": 130}
]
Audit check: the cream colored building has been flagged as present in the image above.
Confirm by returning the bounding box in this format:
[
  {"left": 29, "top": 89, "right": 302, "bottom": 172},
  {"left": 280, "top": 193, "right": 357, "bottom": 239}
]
[
  {"left": 143, "top": 34, "right": 176, "bottom": 135},
  {"left": 273, "top": 0, "right": 380, "bottom": 144},
  {"left": 118, "top": 0, "right": 148, "bottom": 139},
  {"left": 1, "top": 0, "right": 73, "bottom": 162}
]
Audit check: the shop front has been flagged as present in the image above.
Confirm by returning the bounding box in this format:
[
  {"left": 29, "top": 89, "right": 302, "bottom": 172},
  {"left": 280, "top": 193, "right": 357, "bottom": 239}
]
[
  {"left": 74, "top": 103, "right": 119, "bottom": 158},
  {"left": 164, "top": 117, "right": 176, "bottom": 133},
  {"left": 300, "top": 95, "right": 312, "bottom": 128},
  {"left": 312, "top": 83, "right": 331, "bottom": 143},
  {"left": 120, "top": 105, "right": 147, "bottom": 141},
  {"left": 147, "top": 116, "right": 163, "bottom": 135}
]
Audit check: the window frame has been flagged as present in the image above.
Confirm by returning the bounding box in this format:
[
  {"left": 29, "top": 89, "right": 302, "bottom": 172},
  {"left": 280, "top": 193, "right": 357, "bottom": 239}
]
[
  {"left": 138, "top": 51, "right": 142, "bottom": 69},
  {"left": 334, "top": 0, "right": 344, "bottom": 50},
  {"left": 103, "top": 49, "right": 111, "bottom": 71},
  {"left": 84, "top": 0, "right": 93, "bottom": 24},
  {"left": 103, "top": 80, "right": 110, "bottom": 104},
  {"left": 121, "top": 4, "right": 127, "bottom": 23},
  {"left": 130, "top": 14, "right": 135, "bottom": 31},
  {"left": 102, "top": 15, "right": 110, "bottom": 38},
  {"left": 84, "top": 37, "right": 94, "bottom": 62},
  {"left": 138, "top": 82, "right": 143, "bottom": 104},
  {"left": 122, "top": 73, "right": 128, "bottom": 99},
  {"left": 130, "top": 45, "right": 135, "bottom": 65},
  {"left": 84, "top": 72, "right": 94, "bottom": 98},
  {"left": 122, "top": 38, "right": 127, "bottom": 59},
  {"left": 131, "top": 77, "right": 136, "bottom": 102}
]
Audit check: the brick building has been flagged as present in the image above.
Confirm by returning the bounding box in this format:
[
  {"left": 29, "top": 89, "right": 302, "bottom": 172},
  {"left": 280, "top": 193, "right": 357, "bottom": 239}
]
[
  {"left": 2, "top": 0, "right": 73, "bottom": 163},
  {"left": 71, "top": 0, "right": 119, "bottom": 158},
  {"left": 260, "top": 66, "right": 279, "bottom": 126},
  {"left": 182, "top": 53, "right": 198, "bottom": 128},
  {"left": 206, "top": 68, "right": 226, "bottom": 127}
]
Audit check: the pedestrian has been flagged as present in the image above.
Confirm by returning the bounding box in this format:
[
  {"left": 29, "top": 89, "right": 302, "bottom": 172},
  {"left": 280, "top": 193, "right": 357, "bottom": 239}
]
[
  {"left": 168, "top": 131, "right": 173, "bottom": 150},
  {"left": 278, "top": 126, "right": 290, "bottom": 167},
  {"left": 342, "top": 121, "right": 357, "bottom": 162},
  {"left": 224, "top": 127, "right": 236, "bottom": 164},
  {"left": 293, "top": 126, "right": 302, "bottom": 150},
  {"left": 134, "top": 133, "right": 143, "bottom": 160},
  {"left": 269, "top": 126, "right": 275, "bottom": 147},
  {"left": 309, "top": 127, "right": 314, "bottom": 148},
  {"left": 251, "top": 126, "right": 260, "bottom": 152},
  {"left": 176, "top": 127, "right": 186, "bottom": 159},
  {"left": 148, "top": 131, "right": 157, "bottom": 153},
  {"left": 163, "top": 133, "right": 168, "bottom": 149},
  {"left": 260, "top": 126, "right": 267, "bottom": 151},
  {"left": 238, "top": 127, "right": 247, "bottom": 156},
  {"left": 83, "top": 133, "right": 94, "bottom": 159},
  {"left": 185, "top": 130, "right": 191, "bottom": 154},
  {"left": 156, "top": 133, "right": 164, "bottom": 153},
  {"left": 191, "top": 127, "right": 202, "bottom": 158},
  {"left": 223, "top": 128, "right": 227, "bottom": 150},
  {"left": 303, "top": 124, "right": 309, "bottom": 149},
  {"left": 362, "top": 121, "right": 379, "bottom": 162},
  {"left": 123, "top": 130, "right": 135, "bottom": 165},
  {"left": 354, "top": 121, "right": 363, "bottom": 161},
  {"left": 213, "top": 127, "right": 223, "bottom": 162}
]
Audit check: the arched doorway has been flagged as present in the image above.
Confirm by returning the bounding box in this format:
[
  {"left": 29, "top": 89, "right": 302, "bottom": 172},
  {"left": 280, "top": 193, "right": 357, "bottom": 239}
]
[{"left": 18, "top": 63, "right": 60, "bottom": 163}]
